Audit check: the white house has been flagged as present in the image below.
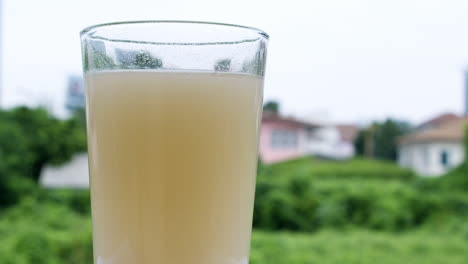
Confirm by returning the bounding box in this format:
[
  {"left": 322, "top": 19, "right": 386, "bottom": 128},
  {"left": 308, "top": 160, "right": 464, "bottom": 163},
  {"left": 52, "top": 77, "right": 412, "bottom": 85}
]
[
  {"left": 259, "top": 110, "right": 358, "bottom": 164},
  {"left": 40, "top": 153, "right": 89, "bottom": 188},
  {"left": 398, "top": 114, "right": 466, "bottom": 176},
  {"left": 306, "top": 124, "right": 357, "bottom": 160}
]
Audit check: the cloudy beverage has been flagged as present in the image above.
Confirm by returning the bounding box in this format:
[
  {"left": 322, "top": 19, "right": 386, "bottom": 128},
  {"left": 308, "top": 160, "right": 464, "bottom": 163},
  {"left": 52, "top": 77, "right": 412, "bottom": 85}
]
[{"left": 85, "top": 70, "right": 263, "bottom": 264}]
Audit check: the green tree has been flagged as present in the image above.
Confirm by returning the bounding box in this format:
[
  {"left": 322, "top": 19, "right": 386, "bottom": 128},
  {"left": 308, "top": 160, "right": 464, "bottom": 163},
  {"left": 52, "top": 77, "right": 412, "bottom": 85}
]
[
  {"left": 354, "top": 128, "right": 366, "bottom": 157},
  {"left": 263, "top": 101, "right": 280, "bottom": 113},
  {"left": 0, "top": 107, "right": 87, "bottom": 184},
  {"left": 354, "top": 119, "right": 413, "bottom": 161},
  {"left": 0, "top": 117, "right": 35, "bottom": 207},
  {"left": 71, "top": 108, "right": 87, "bottom": 131}
]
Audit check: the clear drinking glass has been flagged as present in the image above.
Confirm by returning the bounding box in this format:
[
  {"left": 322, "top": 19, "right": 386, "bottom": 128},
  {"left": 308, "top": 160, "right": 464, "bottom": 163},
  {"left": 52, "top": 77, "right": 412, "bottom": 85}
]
[{"left": 80, "top": 21, "right": 268, "bottom": 264}]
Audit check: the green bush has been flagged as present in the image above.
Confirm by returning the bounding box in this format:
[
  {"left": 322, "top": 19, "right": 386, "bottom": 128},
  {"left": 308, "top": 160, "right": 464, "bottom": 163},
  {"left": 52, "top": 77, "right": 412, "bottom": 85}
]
[
  {"left": 437, "top": 163, "right": 468, "bottom": 191},
  {"left": 253, "top": 158, "right": 468, "bottom": 232},
  {"left": 37, "top": 189, "right": 91, "bottom": 215},
  {"left": 250, "top": 230, "right": 468, "bottom": 264},
  {"left": 261, "top": 158, "right": 415, "bottom": 183},
  {"left": 0, "top": 197, "right": 93, "bottom": 264}
]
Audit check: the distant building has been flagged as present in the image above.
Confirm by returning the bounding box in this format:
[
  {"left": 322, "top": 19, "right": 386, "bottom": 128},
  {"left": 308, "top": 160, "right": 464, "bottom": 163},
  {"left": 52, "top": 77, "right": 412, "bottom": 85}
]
[
  {"left": 398, "top": 71, "right": 468, "bottom": 176},
  {"left": 306, "top": 124, "right": 357, "bottom": 160},
  {"left": 259, "top": 110, "right": 358, "bottom": 164},
  {"left": 259, "top": 110, "right": 314, "bottom": 163},
  {"left": 65, "top": 75, "right": 85, "bottom": 111},
  {"left": 417, "top": 113, "right": 460, "bottom": 132},
  {"left": 40, "top": 153, "right": 89, "bottom": 188},
  {"left": 398, "top": 114, "right": 466, "bottom": 176}
]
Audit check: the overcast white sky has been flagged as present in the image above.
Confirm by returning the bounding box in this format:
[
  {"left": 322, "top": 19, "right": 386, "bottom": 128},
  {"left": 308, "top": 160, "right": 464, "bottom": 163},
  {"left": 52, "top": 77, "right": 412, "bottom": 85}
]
[{"left": 2, "top": 0, "right": 468, "bottom": 124}]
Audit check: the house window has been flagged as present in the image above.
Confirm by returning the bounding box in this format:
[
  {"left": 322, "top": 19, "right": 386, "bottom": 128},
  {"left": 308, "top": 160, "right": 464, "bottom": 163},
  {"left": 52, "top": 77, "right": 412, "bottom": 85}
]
[
  {"left": 440, "top": 151, "right": 450, "bottom": 167},
  {"left": 271, "top": 130, "right": 298, "bottom": 149}
]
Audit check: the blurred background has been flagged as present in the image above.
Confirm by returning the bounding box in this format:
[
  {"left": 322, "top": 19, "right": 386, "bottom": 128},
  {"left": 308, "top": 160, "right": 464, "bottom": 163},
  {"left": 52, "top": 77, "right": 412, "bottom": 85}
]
[{"left": 1, "top": 0, "right": 468, "bottom": 263}]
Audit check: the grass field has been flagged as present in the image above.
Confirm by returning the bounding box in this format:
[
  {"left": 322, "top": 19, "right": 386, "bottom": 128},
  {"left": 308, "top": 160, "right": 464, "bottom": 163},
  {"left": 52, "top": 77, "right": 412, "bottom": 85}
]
[{"left": 251, "top": 229, "right": 468, "bottom": 264}]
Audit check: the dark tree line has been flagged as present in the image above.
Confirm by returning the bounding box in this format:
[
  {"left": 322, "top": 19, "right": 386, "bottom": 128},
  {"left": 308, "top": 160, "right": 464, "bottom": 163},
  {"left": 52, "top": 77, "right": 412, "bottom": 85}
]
[{"left": 354, "top": 119, "right": 413, "bottom": 161}]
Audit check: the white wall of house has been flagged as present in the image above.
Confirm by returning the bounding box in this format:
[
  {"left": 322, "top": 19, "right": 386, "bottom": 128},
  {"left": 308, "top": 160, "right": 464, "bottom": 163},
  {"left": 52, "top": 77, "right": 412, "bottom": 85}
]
[
  {"left": 306, "top": 126, "right": 354, "bottom": 159},
  {"left": 40, "top": 153, "right": 89, "bottom": 188},
  {"left": 399, "top": 142, "right": 464, "bottom": 176},
  {"left": 298, "top": 128, "right": 310, "bottom": 155}
]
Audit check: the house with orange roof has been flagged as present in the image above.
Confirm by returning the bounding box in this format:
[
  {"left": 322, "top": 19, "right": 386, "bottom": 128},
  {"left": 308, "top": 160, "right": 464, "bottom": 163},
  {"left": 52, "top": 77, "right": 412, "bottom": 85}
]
[{"left": 398, "top": 113, "right": 466, "bottom": 176}]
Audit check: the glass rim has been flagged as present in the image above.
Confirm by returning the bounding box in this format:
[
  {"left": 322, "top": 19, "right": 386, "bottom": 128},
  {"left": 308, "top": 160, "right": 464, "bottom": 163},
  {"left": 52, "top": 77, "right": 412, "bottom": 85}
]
[{"left": 80, "top": 20, "right": 269, "bottom": 41}]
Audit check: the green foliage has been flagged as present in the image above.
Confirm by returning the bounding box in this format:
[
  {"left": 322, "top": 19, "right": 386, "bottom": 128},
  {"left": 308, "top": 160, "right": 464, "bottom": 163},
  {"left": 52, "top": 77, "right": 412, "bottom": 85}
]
[
  {"left": 0, "top": 177, "right": 36, "bottom": 213},
  {"left": 0, "top": 197, "right": 93, "bottom": 264},
  {"left": 71, "top": 108, "right": 87, "bottom": 131},
  {"left": 434, "top": 163, "right": 468, "bottom": 192},
  {"left": 354, "top": 128, "right": 368, "bottom": 158},
  {"left": 263, "top": 101, "right": 280, "bottom": 113},
  {"left": 250, "top": 230, "right": 468, "bottom": 264},
  {"left": 355, "top": 119, "right": 413, "bottom": 160},
  {"left": 374, "top": 120, "right": 409, "bottom": 160},
  {"left": 37, "top": 189, "right": 91, "bottom": 215},
  {"left": 254, "top": 158, "right": 468, "bottom": 232},
  {"left": 261, "top": 158, "right": 415, "bottom": 183},
  {"left": 0, "top": 107, "right": 87, "bottom": 207},
  {"left": 5, "top": 107, "right": 86, "bottom": 178}
]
